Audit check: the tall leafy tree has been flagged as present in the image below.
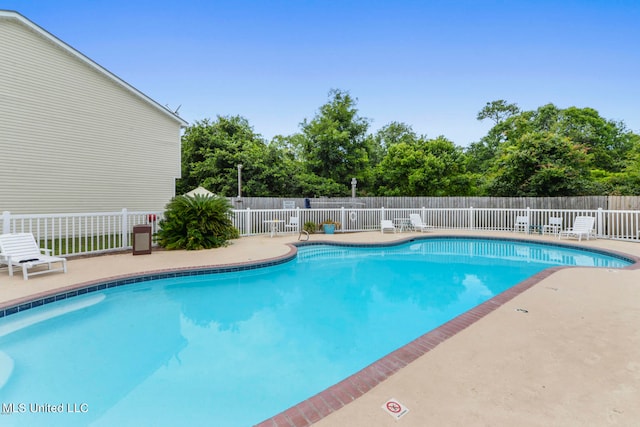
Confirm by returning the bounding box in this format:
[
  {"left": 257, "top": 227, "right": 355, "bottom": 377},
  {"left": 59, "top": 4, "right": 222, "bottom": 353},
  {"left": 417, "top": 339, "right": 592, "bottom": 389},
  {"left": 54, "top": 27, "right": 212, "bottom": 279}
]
[
  {"left": 471, "top": 102, "right": 640, "bottom": 196},
  {"left": 591, "top": 132, "right": 640, "bottom": 195},
  {"left": 361, "top": 122, "right": 420, "bottom": 195},
  {"left": 373, "top": 122, "right": 419, "bottom": 150},
  {"left": 269, "top": 133, "right": 347, "bottom": 197},
  {"left": 376, "top": 136, "right": 473, "bottom": 196},
  {"left": 556, "top": 107, "right": 635, "bottom": 172},
  {"left": 369, "top": 122, "right": 418, "bottom": 163},
  {"left": 178, "top": 115, "right": 298, "bottom": 197},
  {"left": 467, "top": 99, "right": 520, "bottom": 173},
  {"left": 496, "top": 104, "right": 636, "bottom": 172},
  {"left": 176, "top": 95, "right": 640, "bottom": 198},
  {"left": 299, "top": 89, "right": 371, "bottom": 192},
  {"left": 487, "top": 131, "right": 590, "bottom": 196},
  {"left": 476, "top": 99, "right": 520, "bottom": 125}
]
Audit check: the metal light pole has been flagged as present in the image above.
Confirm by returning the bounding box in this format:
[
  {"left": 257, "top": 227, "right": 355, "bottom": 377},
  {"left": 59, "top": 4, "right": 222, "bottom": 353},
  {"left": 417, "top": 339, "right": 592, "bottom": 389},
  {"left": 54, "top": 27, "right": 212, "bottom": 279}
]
[
  {"left": 237, "top": 164, "right": 243, "bottom": 198},
  {"left": 351, "top": 177, "right": 357, "bottom": 198}
]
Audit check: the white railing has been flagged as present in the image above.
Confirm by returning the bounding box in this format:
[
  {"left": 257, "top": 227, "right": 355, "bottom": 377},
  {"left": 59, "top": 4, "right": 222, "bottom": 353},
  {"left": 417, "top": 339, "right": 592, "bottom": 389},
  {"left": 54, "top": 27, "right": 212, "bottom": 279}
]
[
  {"left": 231, "top": 206, "right": 640, "bottom": 242},
  {"left": 1, "top": 209, "right": 163, "bottom": 256},
  {"left": 2, "top": 206, "right": 639, "bottom": 257}
]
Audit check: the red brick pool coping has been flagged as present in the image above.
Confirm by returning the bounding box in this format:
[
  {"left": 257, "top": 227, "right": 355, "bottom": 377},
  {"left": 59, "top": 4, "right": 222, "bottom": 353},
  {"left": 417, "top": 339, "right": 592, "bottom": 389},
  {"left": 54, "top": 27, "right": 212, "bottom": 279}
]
[{"left": 1, "top": 236, "right": 638, "bottom": 426}]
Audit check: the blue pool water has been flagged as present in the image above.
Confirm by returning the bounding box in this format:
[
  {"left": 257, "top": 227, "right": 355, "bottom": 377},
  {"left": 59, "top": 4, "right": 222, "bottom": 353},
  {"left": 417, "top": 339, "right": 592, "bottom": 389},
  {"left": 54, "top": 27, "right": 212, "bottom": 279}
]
[{"left": 0, "top": 238, "right": 631, "bottom": 426}]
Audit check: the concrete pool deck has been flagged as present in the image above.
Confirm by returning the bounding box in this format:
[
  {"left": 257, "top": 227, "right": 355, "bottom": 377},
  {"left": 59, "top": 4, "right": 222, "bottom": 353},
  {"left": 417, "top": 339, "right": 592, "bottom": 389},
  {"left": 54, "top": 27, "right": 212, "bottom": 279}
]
[{"left": 1, "top": 230, "right": 639, "bottom": 426}]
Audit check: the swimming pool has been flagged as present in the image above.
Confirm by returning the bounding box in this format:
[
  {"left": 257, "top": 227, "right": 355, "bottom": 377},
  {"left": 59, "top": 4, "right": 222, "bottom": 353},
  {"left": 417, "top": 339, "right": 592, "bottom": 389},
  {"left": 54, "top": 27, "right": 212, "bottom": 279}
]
[{"left": 0, "top": 238, "right": 632, "bottom": 426}]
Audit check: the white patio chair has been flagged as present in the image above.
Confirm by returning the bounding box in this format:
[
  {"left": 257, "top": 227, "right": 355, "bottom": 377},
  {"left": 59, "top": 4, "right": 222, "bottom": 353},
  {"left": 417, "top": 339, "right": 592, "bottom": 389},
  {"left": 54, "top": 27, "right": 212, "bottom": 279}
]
[
  {"left": 542, "top": 217, "right": 563, "bottom": 235},
  {"left": 558, "top": 216, "right": 595, "bottom": 241},
  {"left": 380, "top": 220, "right": 396, "bottom": 234},
  {"left": 513, "top": 216, "right": 529, "bottom": 233},
  {"left": 409, "top": 214, "right": 433, "bottom": 232},
  {"left": 0, "top": 233, "right": 67, "bottom": 280},
  {"left": 284, "top": 216, "right": 299, "bottom": 234}
]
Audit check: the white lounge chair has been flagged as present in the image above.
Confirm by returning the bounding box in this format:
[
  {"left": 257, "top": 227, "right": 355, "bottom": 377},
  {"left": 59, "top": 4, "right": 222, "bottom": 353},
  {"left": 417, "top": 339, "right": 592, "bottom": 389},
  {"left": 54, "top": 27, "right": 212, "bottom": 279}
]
[
  {"left": 380, "top": 220, "right": 396, "bottom": 234},
  {"left": 284, "top": 216, "right": 299, "bottom": 233},
  {"left": 542, "top": 217, "right": 563, "bottom": 235},
  {"left": 409, "top": 214, "right": 433, "bottom": 232},
  {"left": 513, "top": 216, "right": 529, "bottom": 233},
  {"left": 558, "top": 216, "right": 595, "bottom": 241},
  {"left": 0, "top": 233, "right": 67, "bottom": 280}
]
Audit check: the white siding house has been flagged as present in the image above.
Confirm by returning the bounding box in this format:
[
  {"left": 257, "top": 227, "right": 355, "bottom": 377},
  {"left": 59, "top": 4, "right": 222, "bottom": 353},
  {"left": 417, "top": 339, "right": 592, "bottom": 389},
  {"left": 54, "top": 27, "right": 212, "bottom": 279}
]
[{"left": 0, "top": 10, "right": 188, "bottom": 214}]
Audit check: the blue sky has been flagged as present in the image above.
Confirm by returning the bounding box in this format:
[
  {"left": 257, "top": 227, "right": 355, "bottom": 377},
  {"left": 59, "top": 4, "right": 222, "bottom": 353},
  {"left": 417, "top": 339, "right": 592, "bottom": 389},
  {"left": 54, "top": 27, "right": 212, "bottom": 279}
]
[{"left": 4, "top": 0, "right": 639, "bottom": 146}]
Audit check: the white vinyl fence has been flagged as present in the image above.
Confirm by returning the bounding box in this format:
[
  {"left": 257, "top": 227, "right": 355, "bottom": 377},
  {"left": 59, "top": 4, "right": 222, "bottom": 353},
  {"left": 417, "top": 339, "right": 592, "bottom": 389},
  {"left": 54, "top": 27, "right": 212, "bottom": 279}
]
[
  {"left": 232, "top": 206, "right": 640, "bottom": 241},
  {"left": 2, "top": 206, "right": 639, "bottom": 257},
  {"left": 1, "top": 209, "right": 163, "bottom": 256}
]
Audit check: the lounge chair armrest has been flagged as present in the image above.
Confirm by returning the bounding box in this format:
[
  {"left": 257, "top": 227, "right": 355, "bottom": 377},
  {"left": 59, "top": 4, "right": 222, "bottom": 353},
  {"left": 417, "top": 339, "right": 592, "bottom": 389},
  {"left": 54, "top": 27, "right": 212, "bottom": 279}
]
[{"left": 40, "top": 248, "right": 53, "bottom": 255}]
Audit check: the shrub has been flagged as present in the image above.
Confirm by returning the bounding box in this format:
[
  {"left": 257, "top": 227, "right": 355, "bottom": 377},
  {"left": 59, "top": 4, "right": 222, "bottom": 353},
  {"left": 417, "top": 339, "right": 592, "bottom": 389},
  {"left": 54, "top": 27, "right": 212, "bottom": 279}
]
[
  {"left": 303, "top": 221, "right": 317, "bottom": 234},
  {"left": 156, "top": 194, "right": 239, "bottom": 250}
]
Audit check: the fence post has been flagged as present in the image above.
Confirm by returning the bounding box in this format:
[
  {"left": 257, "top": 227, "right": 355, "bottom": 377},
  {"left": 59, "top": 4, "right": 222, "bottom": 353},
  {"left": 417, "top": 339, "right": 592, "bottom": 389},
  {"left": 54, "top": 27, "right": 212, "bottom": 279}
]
[
  {"left": 2, "top": 211, "right": 10, "bottom": 234},
  {"left": 340, "top": 207, "right": 346, "bottom": 232},
  {"left": 381, "top": 207, "right": 385, "bottom": 221},
  {"left": 245, "top": 208, "right": 251, "bottom": 236},
  {"left": 121, "top": 208, "right": 128, "bottom": 249},
  {"left": 469, "top": 207, "right": 474, "bottom": 230},
  {"left": 597, "top": 207, "right": 604, "bottom": 237}
]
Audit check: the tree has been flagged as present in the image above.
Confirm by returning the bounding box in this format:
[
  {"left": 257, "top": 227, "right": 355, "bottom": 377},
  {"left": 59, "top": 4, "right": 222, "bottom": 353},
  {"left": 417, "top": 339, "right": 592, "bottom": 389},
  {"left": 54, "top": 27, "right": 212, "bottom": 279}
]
[
  {"left": 556, "top": 107, "right": 635, "bottom": 172},
  {"left": 372, "top": 122, "right": 419, "bottom": 150},
  {"left": 591, "top": 133, "right": 640, "bottom": 195},
  {"left": 495, "top": 104, "right": 636, "bottom": 173},
  {"left": 367, "top": 122, "right": 418, "bottom": 166},
  {"left": 376, "top": 136, "right": 474, "bottom": 196},
  {"left": 269, "top": 133, "right": 349, "bottom": 197},
  {"left": 470, "top": 102, "right": 640, "bottom": 196},
  {"left": 467, "top": 100, "right": 521, "bottom": 174},
  {"left": 178, "top": 115, "right": 310, "bottom": 197},
  {"left": 299, "top": 89, "right": 371, "bottom": 192},
  {"left": 476, "top": 99, "right": 520, "bottom": 125},
  {"left": 176, "top": 95, "right": 640, "bottom": 198},
  {"left": 487, "top": 131, "right": 590, "bottom": 196},
  {"left": 177, "top": 116, "right": 266, "bottom": 195}
]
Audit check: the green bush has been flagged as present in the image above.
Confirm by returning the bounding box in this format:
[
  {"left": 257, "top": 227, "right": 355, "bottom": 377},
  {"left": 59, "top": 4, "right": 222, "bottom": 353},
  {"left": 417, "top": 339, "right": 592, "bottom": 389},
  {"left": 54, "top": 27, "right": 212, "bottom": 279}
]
[
  {"left": 303, "top": 221, "right": 317, "bottom": 234},
  {"left": 156, "top": 194, "right": 239, "bottom": 250}
]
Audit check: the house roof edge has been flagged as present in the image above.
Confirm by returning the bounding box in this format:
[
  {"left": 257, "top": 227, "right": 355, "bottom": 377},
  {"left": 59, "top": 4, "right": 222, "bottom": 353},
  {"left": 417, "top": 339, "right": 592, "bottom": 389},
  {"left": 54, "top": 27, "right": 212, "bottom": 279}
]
[{"left": 0, "top": 10, "right": 189, "bottom": 127}]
